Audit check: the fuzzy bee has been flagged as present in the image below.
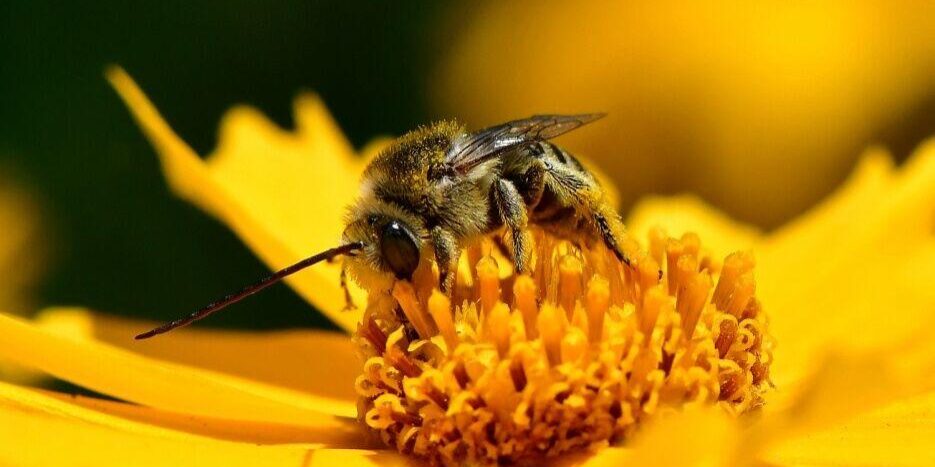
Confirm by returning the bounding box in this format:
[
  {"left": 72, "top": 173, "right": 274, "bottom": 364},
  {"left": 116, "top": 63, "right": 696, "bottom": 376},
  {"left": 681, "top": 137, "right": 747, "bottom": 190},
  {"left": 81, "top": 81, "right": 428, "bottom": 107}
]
[{"left": 137, "top": 114, "right": 631, "bottom": 339}]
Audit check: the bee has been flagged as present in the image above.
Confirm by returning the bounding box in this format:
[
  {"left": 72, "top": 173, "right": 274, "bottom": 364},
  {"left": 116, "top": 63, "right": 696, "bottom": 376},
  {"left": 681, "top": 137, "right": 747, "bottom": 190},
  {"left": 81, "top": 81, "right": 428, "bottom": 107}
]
[{"left": 136, "top": 114, "right": 631, "bottom": 340}]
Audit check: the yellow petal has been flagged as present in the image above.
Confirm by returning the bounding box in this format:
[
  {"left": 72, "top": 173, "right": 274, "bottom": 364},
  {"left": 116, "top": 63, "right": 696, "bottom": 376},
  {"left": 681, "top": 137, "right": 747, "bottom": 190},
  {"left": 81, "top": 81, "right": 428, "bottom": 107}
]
[
  {"left": 302, "top": 450, "right": 413, "bottom": 467},
  {"left": 0, "top": 177, "right": 44, "bottom": 316},
  {"left": 3, "top": 379, "right": 365, "bottom": 447},
  {"left": 34, "top": 308, "right": 359, "bottom": 403},
  {"left": 436, "top": 1, "right": 935, "bottom": 228},
  {"left": 0, "top": 381, "right": 407, "bottom": 467},
  {"left": 0, "top": 178, "right": 48, "bottom": 384},
  {"left": 1, "top": 380, "right": 207, "bottom": 441},
  {"left": 628, "top": 143, "right": 935, "bottom": 386},
  {"left": 553, "top": 409, "right": 736, "bottom": 467},
  {"left": 625, "top": 408, "right": 736, "bottom": 467},
  {"left": 766, "top": 339, "right": 935, "bottom": 434},
  {"left": 107, "top": 66, "right": 367, "bottom": 332},
  {"left": 626, "top": 194, "right": 761, "bottom": 258},
  {"left": 758, "top": 143, "right": 935, "bottom": 383},
  {"left": 733, "top": 330, "right": 935, "bottom": 465},
  {"left": 623, "top": 146, "right": 935, "bottom": 466},
  {"left": 0, "top": 310, "right": 359, "bottom": 426},
  {"left": 552, "top": 448, "right": 632, "bottom": 467},
  {"left": 766, "top": 392, "right": 935, "bottom": 467},
  {"left": 38, "top": 388, "right": 368, "bottom": 447}
]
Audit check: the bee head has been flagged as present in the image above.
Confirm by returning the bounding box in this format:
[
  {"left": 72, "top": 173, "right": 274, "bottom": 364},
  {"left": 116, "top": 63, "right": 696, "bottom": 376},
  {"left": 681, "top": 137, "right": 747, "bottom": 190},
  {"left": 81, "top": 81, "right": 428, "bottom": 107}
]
[{"left": 342, "top": 206, "right": 426, "bottom": 291}]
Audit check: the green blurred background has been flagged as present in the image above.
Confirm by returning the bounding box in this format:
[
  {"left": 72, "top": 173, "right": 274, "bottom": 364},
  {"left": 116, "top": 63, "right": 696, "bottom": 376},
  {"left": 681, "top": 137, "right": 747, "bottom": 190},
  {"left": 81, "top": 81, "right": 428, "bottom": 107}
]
[
  {"left": 1, "top": 1, "right": 933, "bottom": 331},
  {"left": 0, "top": 0, "right": 445, "bottom": 330}
]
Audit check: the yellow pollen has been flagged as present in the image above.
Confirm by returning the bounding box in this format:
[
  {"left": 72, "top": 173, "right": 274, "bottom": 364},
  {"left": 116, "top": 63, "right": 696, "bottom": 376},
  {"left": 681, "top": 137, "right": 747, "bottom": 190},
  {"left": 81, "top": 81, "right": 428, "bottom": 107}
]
[{"left": 353, "top": 228, "right": 773, "bottom": 465}]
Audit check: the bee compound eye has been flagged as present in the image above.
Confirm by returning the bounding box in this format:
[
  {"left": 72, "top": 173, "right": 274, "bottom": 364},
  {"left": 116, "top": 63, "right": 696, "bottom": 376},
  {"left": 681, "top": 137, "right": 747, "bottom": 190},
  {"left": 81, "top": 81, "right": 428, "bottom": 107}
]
[{"left": 380, "top": 221, "right": 420, "bottom": 280}]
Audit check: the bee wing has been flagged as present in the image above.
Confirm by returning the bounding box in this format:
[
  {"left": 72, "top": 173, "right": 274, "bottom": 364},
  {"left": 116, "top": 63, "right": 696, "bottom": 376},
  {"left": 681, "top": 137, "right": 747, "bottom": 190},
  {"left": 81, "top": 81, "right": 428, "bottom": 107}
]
[{"left": 446, "top": 113, "right": 605, "bottom": 174}]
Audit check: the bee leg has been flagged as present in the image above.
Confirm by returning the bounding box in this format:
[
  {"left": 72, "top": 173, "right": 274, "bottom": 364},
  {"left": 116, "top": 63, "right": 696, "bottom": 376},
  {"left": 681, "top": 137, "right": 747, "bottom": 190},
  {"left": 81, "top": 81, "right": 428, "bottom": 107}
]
[
  {"left": 539, "top": 162, "right": 636, "bottom": 267},
  {"left": 340, "top": 262, "right": 357, "bottom": 311},
  {"left": 430, "top": 226, "right": 459, "bottom": 293},
  {"left": 573, "top": 193, "right": 632, "bottom": 266},
  {"left": 518, "top": 165, "right": 546, "bottom": 210},
  {"left": 591, "top": 204, "right": 632, "bottom": 266},
  {"left": 493, "top": 179, "right": 533, "bottom": 273}
]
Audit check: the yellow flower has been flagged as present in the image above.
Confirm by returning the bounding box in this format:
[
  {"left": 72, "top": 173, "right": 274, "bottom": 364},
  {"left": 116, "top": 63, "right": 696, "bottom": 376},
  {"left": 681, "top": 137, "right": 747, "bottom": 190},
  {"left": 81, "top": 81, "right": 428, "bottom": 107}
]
[
  {"left": 0, "top": 67, "right": 931, "bottom": 466},
  {"left": 0, "top": 177, "right": 47, "bottom": 383},
  {"left": 0, "top": 178, "right": 44, "bottom": 316},
  {"left": 433, "top": 1, "right": 935, "bottom": 228}
]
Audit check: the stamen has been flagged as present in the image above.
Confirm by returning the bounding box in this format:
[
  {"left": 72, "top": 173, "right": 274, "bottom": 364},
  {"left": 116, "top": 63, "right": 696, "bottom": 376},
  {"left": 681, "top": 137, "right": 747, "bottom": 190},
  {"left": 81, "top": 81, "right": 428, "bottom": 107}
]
[
  {"left": 361, "top": 316, "right": 387, "bottom": 354},
  {"left": 477, "top": 256, "right": 500, "bottom": 313},
  {"left": 715, "top": 317, "right": 738, "bottom": 358},
  {"left": 677, "top": 273, "right": 712, "bottom": 338},
  {"left": 712, "top": 251, "right": 755, "bottom": 310},
  {"left": 392, "top": 282, "right": 436, "bottom": 338},
  {"left": 666, "top": 239, "right": 686, "bottom": 293},
  {"left": 559, "top": 255, "right": 583, "bottom": 316},
  {"left": 561, "top": 326, "right": 588, "bottom": 364},
  {"left": 387, "top": 346, "right": 422, "bottom": 378},
  {"left": 355, "top": 227, "right": 772, "bottom": 465},
  {"left": 486, "top": 302, "right": 512, "bottom": 357},
  {"left": 640, "top": 286, "right": 667, "bottom": 339},
  {"left": 585, "top": 276, "right": 609, "bottom": 342},
  {"left": 427, "top": 291, "right": 458, "bottom": 350},
  {"left": 509, "top": 358, "right": 527, "bottom": 391},
  {"left": 725, "top": 272, "right": 755, "bottom": 317},
  {"left": 539, "top": 303, "right": 567, "bottom": 366},
  {"left": 513, "top": 275, "right": 539, "bottom": 339}
]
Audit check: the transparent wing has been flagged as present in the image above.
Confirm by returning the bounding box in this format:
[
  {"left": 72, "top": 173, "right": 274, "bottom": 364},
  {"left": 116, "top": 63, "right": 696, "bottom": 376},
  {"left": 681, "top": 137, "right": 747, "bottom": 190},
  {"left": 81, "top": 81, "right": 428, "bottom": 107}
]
[{"left": 445, "top": 113, "right": 605, "bottom": 174}]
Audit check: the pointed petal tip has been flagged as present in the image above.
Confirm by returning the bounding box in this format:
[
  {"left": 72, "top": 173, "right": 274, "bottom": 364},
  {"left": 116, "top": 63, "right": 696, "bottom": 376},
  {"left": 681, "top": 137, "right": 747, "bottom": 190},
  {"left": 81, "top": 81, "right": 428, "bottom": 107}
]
[
  {"left": 102, "top": 66, "right": 367, "bottom": 331},
  {"left": 104, "top": 65, "right": 147, "bottom": 109},
  {"left": 293, "top": 91, "right": 325, "bottom": 108},
  {"left": 103, "top": 64, "right": 128, "bottom": 84}
]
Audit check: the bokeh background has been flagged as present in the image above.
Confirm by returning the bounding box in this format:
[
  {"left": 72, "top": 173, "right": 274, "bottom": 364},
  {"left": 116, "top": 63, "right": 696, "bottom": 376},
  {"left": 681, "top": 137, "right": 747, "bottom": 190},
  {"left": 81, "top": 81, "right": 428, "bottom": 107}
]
[{"left": 1, "top": 0, "right": 933, "bottom": 332}]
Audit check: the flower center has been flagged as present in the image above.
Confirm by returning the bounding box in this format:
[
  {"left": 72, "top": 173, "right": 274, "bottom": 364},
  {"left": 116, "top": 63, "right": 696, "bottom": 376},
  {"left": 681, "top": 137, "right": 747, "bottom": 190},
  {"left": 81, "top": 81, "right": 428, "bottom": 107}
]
[{"left": 354, "top": 227, "right": 771, "bottom": 465}]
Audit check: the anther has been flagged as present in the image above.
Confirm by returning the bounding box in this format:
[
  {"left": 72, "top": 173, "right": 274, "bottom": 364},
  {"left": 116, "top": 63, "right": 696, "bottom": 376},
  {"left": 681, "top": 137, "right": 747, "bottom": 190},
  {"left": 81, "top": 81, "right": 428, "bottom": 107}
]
[
  {"left": 584, "top": 276, "right": 609, "bottom": 342},
  {"left": 509, "top": 359, "right": 527, "bottom": 391},
  {"left": 393, "top": 281, "right": 436, "bottom": 338},
  {"left": 559, "top": 255, "right": 583, "bottom": 316},
  {"left": 477, "top": 256, "right": 500, "bottom": 313},
  {"left": 355, "top": 227, "right": 771, "bottom": 464},
  {"left": 513, "top": 275, "right": 539, "bottom": 339},
  {"left": 428, "top": 291, "right": 458, "bottom": 349}
]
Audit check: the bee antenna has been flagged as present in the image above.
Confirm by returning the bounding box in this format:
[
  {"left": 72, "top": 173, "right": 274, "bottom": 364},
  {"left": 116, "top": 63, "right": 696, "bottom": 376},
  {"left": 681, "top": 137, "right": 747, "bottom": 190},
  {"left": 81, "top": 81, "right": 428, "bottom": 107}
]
[{"left": 135, "top": 242, "right": 364, "bottom": 340}]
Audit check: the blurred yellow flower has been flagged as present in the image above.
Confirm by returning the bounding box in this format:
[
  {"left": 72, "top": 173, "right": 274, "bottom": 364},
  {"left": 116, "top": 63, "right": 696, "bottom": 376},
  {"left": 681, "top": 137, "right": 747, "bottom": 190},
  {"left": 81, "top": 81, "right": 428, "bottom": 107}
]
[
  {"left": 0, "top": 177, "right": 43, "bottom": 315},
  {"left": 0, "top": 67, "right": 931, "bottom": 465},
  {"left": 434, "top": 1, "right": 935, "bottom": 228},
  {"left": 0, "top": 175, "right": 47, "bottom": 383}
]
